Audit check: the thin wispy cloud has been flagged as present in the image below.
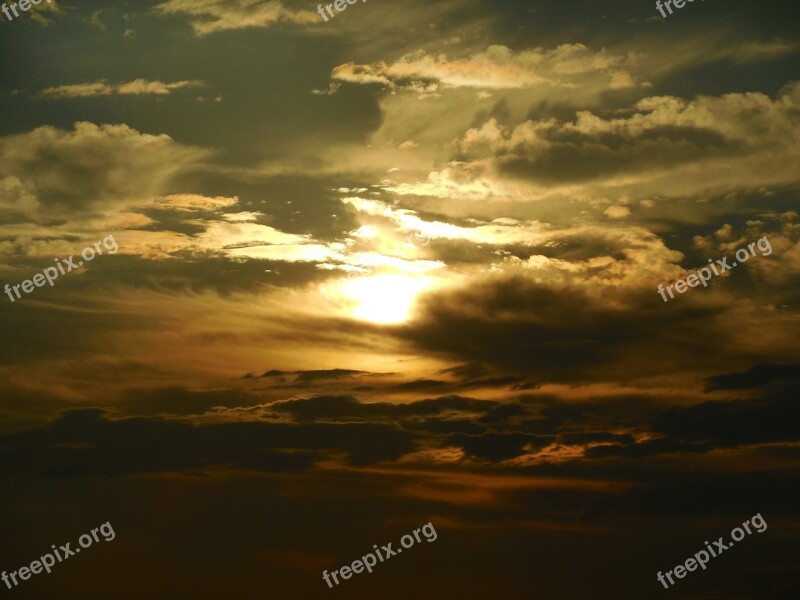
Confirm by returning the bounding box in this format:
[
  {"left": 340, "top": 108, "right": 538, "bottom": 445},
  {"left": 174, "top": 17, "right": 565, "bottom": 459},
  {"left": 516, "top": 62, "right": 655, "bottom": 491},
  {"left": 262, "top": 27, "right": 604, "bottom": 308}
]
[
  {"left": 153, "top": 0, "right": 319, "bottom": 35},
  {"left": 38, "top": 79, "right": 206, "bottom": 98}
]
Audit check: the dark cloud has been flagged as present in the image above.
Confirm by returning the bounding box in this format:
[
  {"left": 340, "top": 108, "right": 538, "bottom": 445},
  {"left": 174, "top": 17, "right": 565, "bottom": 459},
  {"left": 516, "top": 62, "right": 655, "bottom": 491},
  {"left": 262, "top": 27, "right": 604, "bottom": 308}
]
[
  {"left": 270, "top": 394, "right": 499, "bottom": 423},
  {"left": 477, "top": 403, "right": 529, "bottom": 424},
  {"left": 556, "top": 431, "right": 635, "bottom": 446},
  {"left": 447, "top": 432, "right": 554, "bottom": 461},
  {"left": 438, "top": 363, "right": 491, "bottom": 380},
  {"left": 653, "top": 386, "right": 800, "bottom": 447},
  {"left": 401, "top": 275, "right": 728, "bottom": 381},
  {"left": 391, "top": 379, "right": 452, "bottom": 392},
  {"left": 248, "top": 364, "right": 534, "bottom": 396},
  {"left": 244, "top": 368, "right": 371, "bottom": 382},
  {"left": 293, "top": 369, "right": 368, "bottom": 383},
  {"left": 400, "top": 418, "right": 486, "bottom": 436},
  {"left": 588, "top": 383, "right": 800, "bottom": 458},
  {"left": 704, "top": 363, "right": 800, "bottom": 391},
  {"left": 0, "top": 408, "right": 416, "bottom": 476},
  {"left": 122, "top": 386, "right": 255, "bottom": 415},
  {"left": 497, "top": 125, "right": 740, "bottom": 184},
  {"left": 249, "top": 368, "right": 369, "bottom": 381},
  {"left": 0, "top": 122, "right": 208, "bottom": 218}
]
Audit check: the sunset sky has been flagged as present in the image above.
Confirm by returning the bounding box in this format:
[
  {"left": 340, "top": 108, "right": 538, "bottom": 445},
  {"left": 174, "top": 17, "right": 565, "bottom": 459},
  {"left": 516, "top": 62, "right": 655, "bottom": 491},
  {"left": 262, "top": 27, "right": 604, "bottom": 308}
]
[{"left": 1, "top": 0, "right": 799, "bottom": 598}]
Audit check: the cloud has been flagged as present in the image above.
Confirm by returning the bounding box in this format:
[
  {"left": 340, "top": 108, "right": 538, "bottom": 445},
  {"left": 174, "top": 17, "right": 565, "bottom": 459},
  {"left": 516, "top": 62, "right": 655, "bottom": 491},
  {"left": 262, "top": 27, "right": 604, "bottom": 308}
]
[
  {"left": 0, "top": 122, "right": 209, "bottom": 222},
  {"left": 154, "top": 194, "right": 239, "bottom": 211},
  {"left": 123, "top": 386, "right": 256, "bottom": 415},
  {"left": 249, "top": 368, "right": 369, "bottom": 382},
  {"left": 447, "top": 432, "right": 554, "bottom": 461},
  {"left": 461, "top": 84, "right": 800, "bottom": 187},
  {"left": 395, "top": 265, "right": 800, "bottom": 384},
  {"left": 340, "top": 196, "right": 551, "bottom": 246},
  {"left": 89, "top": 10, "right": 106, "bottom": 31},
  {"left": 39, "top": 79, "right": 206, "bottom": 98},
  {"left": 589, "top": 381, "right": 800, "bottom": 458},
  {"left": 332, "top": 44, "right": 632, "bottom": 91},
  {"left": 240, "top": 367, "right": 533, "bottom": 398},
  {"left": 604, "top": 205, "right": 631, "bottom": 219},
  {"left": 0, "top": 119, "right": 355, "bottom": 269},
  {"left": 704, "top": 364, "right": 800, "bottom": 391},
  {"left": 0, "top": 408, "right": 416, "bottom": 476},
  {"left": 391, "top": 82, "right": 800, "bottom": 205},
  {"left": 39, "top": 82, "right": 115, "bottom": 98},
  {"left": 154, "top": 0, "right": 318, "bottom": 35},
  {"left": 28, "top": 0, "right": 65, "bottom": 26},
  {"left": 267, "top": 394, "right": 499, "bottom": 424},
  {"left": 193, "top": 221, "right": 340, "bottom": 263}
]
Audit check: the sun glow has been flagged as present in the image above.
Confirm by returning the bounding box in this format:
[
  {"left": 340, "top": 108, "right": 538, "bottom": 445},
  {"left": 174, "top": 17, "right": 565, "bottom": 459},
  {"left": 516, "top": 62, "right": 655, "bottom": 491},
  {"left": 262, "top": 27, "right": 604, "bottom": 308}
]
[{"left": 324, "top": 273, "right": 431, "bottom": 324}]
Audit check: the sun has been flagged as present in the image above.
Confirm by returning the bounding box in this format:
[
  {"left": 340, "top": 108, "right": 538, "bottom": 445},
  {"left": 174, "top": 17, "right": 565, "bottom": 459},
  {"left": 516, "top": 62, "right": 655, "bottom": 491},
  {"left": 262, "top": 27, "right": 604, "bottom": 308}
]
[{"left": 331, "top": 273, "right": 430, "bottom": 324}]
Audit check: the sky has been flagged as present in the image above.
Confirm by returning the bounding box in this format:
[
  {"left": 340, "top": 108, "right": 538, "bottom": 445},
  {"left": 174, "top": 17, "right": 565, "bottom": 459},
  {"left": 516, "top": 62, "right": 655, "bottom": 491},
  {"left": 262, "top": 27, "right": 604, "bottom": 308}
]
[{"left": 0, "top": 0, "right": 799, "bottom": 598}]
